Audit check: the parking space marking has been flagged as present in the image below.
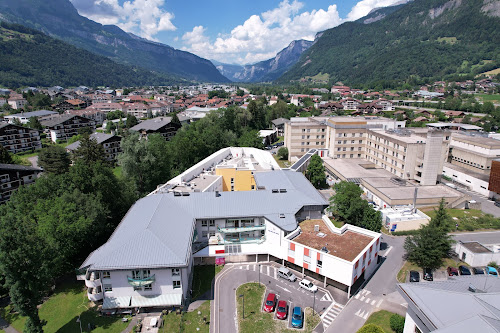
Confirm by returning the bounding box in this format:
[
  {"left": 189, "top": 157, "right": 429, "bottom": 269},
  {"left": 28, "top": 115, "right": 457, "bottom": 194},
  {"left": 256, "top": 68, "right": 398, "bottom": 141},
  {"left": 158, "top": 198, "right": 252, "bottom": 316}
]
[
  {"left": 354, "top": 294, "right": 360, "bottom": 299},
  {"left": 251, "top": 264, "right": 255, "bottom": 271},
  {"left": 276, "top": 285, "right": 292, "bottom": 293},
  {"left": 384, "top": 246, "right": 393, "bottom": 256},
  {"left": 365, "top": 298, "right": 371, "bottom": 304},
  {"left": 273, "top": 267, "right": 277, "bottom": 279},
  {"left": 376, "top": 299, "right": 383, "bottom": 308},
  {"left": 320, "top": 293, "right": 332, "bottom": 302},
  {"left": 371, "top": 299, "right": 376, "bottom": 305}
]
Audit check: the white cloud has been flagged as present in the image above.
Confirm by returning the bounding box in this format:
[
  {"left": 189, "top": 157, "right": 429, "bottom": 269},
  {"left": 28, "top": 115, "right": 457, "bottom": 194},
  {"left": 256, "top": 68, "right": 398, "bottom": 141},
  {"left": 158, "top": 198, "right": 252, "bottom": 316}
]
[
  {"left": 346, "top": 0, "right": 408, "bottom": 21},
  {"left": 181, "top": 0, "right": 342, "bottom": 64},
  {"left": 70, "top": 0, "right": 176, "bottom": 40}
]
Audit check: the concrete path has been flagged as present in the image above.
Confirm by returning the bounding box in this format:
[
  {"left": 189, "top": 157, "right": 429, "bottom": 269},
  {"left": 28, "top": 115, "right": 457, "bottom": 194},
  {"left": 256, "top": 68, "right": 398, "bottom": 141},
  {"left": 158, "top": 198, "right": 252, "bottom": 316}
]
[
  {"left": 0, "top": 316, "right": 20, "bottom": 333},
  {"left": 27, "top": 156, "right": 38, "bottom": 168}
]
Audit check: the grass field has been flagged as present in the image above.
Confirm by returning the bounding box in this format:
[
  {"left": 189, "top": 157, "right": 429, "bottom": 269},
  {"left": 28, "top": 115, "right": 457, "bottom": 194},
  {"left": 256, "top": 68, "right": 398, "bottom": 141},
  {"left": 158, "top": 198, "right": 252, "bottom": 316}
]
[
  {"left": 301, "top": 73, "right": 330, "bottom": 84},
  {"left": 191, "top": 264, "right": 224, "bottom": 300},
  {"left": 480, "top": 68, "right": 500, "bottom": 76},
  {"left": 363, "top": 310, "right": 397, "bottom": 333},
  {"left": 274, "top": 155, "right": 291, "bottom": 169},
  {"left": 437, "top": 37, "right": 458, "bottom": 44},
  {"left": 477, "top": 94, "right": 500, "bottom": 102},
  {"left": 162, "top": 300, "right": 210, "bottom": 333},
  {"left": 112, "top": 166, "right": 122, "bottom": 178},
  {"left": 420, "top": 208, "right": 500, "bottom": 231},
  {"left": 237, "top": 282, "right": 320, "bottom": 333},
  {"left": 0, "top": 281, "right": 127, "bottom": 333}
]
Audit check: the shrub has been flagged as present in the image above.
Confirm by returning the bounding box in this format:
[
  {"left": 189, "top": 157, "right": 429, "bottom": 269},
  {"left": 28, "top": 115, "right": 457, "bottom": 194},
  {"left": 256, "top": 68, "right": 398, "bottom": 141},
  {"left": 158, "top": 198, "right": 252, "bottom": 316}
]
[
  {"left": 390, "top": 314, "right": 405, "bottom": 333},
  {"left": 488, "top": 261, "right": 498, "bottom": 269},
  {"left": 357, "top": 324, "right": 385, "bottom": 333}
]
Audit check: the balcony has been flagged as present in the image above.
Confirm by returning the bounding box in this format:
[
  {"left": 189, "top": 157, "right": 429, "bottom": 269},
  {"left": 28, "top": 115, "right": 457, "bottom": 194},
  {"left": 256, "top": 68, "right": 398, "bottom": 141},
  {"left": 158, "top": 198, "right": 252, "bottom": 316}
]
[
  {"left": 127, "top": 274, "right": 155, "bottom": 287},
  {"left": 217, "top": 225, "right": 265, "bottom": 233},
  {"left": 87, "top": 287, "right": 103, "bottom": 301},
  {"left": 220, "top": 235, "right": 266, "bottom": 245},
  {"left": 85, "top": 271, "right": 101, "bottom": 288}
]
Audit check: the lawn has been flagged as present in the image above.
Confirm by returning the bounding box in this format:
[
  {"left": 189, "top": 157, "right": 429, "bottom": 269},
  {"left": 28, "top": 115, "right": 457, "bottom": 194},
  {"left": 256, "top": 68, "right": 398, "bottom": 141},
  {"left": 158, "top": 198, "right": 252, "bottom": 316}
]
[
  {"left": 397, "top": 261, "right": 420, "bottom": 283},
  {"left": 162, "top": 300, "right": 210, "bottom": 333},
  {"left": 273, "top": 155, "right": 291, "bottom": 169},
  {"left": 0, "top": 281, "right": 127, "bottom": 333},
  {"left": 363, "top": 310, "right": 396, "bottom": 333},
  {"left": 191, "top": 264, "right": 224, "bottom": 300},
  {"left": 477, "top": 93, "right": 500, "bottom": 101},
  {"left": 112, "top": 166, "right": 122, "bottom": 179},
  {"left": 237, "top": 282, "right": 320, "bottom": 333},
  {"left": 421, "top": 208, "right": 500, "bottom": 231},
  {"left": 329, "top": 218, "right": 344, "bottom": 228}
]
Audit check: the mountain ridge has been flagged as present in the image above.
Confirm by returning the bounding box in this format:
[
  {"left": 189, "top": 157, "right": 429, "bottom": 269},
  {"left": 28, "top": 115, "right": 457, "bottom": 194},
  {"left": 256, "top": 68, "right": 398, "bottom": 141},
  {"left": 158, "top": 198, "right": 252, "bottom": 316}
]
[{"left": 0, "top": 0, "right": 229, "bottom": 83}]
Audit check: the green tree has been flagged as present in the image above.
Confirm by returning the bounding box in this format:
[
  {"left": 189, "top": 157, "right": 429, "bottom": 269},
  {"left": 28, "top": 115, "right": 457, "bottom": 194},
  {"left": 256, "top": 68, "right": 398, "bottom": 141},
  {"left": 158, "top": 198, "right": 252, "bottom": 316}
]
[
  {"left": 238, "top": 129, "right": 264, "bottom": 149},
  {"left": 72, "top": 135, "right": 106, "bottom": 165},
  {"left": 170, "top": 113, "right": 181, "bottom": 127},
  {"left": 390, "top": 314, "right": 405, "bottom": 333},
  {"left": 0, "top": 144, "right": 13, "bottom": 164},
  {"left": 306, "top": 155, "right": 327, "bottom": 189},
  {"left": 482, "top": 101, "right": 495, "bottom": 114},
  {"left": 26, "top": 116, "right": 43, "bottom": 130},
  {"left": 356, "top": 324, "right": 385, "bottom": 333},
  {"left": 236, "top": 89, "right": 244, "bottom": 96},
  {"left": 38, "top": 145, "right": 70, "bottom": 174},
  {"left": 277, "top": 147, "right": 288, "bottom": 160},
  {"left": 77, "top": 127, "right": 93, "bottom": 136}
]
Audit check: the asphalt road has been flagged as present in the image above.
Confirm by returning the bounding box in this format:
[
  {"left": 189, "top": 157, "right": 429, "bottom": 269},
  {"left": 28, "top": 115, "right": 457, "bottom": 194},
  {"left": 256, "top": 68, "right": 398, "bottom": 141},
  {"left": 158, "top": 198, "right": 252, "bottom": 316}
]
[
  {"left": 212, "top": 263, "right": 335, "bottom": 333},
  {"left": 452, "top": 230, "right": 500, "bottom": 245},
  {"left": 325, "top": 234, "right": 407, "bottom": 333},
  {"left": 455, "top": 187, "right": 500, "bottom": 217}
]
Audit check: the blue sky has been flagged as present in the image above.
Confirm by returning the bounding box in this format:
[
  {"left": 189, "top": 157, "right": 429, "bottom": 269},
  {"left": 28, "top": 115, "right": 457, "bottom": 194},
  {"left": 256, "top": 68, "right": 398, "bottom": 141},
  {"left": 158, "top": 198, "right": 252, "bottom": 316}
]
[{"left": 69, "top": 0, "right": 407, "bottom": 65}]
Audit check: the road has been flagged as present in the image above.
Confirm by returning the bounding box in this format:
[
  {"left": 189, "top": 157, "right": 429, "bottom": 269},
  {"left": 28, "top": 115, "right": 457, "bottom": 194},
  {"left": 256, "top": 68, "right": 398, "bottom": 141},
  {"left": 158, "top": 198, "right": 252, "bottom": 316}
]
[
  {"left": 325, "top": 235, "right": 407, "bottom": 333},
  {"left": 454, "top": 187, "right": 500, "bottom": 217},
  {"left": 452, "top": 230, "right": 500, "bottom": 245},
  {"left": 396, "top": 105, "right": 486, "bottom": 117},
  {"left": 212, "top": 263, "right": 335, "bottom": 333}
]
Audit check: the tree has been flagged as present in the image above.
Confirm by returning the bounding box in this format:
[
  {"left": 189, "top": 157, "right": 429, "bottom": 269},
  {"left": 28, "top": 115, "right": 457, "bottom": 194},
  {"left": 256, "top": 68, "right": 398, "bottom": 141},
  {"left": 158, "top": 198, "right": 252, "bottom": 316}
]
[
  {"left": 77, "top": 127, "right": 93, "bottom": 136},
  {"left": 0, "top": 145, "right": 13, "bottom": 164},
  {"left": 356, "top": 324, "right": 385, "bottom": 333},
  {"left": 38, "top": 145, "right": 70, "bottom": 174},
  {"left": 404, "top": 199, "right": 454, "bottom": 269},
  {"left": 306, "top": 155, "right": 327, "bottom": 189},
  {"left": 236, "top": 89, "right": 244, "bottom": 96},
  {"left": 238, "top": 129, "right": 264, "bottom": 149},
  {"left": 329, "top": 181, "right": 382, "bottom": 232},
  {"left": 277, "top": 147, "right": 288, "bottom": 160},
  {"left": 26, "top": 116, "right": 42, "bottom": 130},
  {"left": 73, "top": 135, "right": 106, "bottom": 165},
  {"left": 390, "top": 314, "right": 405, "bottom": 333},
  {"left": 170, "top": 113, "right": 181, "bottom": 127}
]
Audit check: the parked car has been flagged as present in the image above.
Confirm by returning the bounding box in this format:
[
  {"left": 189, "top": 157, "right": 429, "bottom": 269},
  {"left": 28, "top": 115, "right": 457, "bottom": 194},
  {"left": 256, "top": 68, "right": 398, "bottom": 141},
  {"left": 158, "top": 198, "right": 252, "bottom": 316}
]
[
  {"left": 486, "top": 266, "right": 499, "bottom": 276},
  {"left": 495, "top": 201, "right": 500, "bottom": 207},
  {"left": 299, "top": 279, "right": 318, "bottom": 293},
  {"left": 447, "top": 267, "right": 459, "bottom": 276},
  {"left": 472, "top": 267, "right": 484, "bottom": 275},
  {"left": 276, "top": 300, "right": 288, "bottom": 320},
  {"left": 423, "top": 268, "right": 433, "bottom": 281},
  {"left": 409, "top": 271, "right": 420, "bottom": 282},
  {"left": 291, "top": 306, "right": 303, "bottom": 328},
  {"left": 459, "top": 265, "right": 471, "bottom": 275},
  {"left": 278, "top": 267, "right": 297, "bottom": 282},
  {"left": 263, "top": 293, "right": 277, "bottom": 312}
]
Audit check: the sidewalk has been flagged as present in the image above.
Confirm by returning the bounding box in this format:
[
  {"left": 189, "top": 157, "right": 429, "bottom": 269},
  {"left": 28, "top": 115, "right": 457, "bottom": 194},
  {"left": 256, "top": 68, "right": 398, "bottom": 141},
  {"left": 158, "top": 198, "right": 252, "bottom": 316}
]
[{"left": 0, "top": 316, "right": 19, "bottom": 333}]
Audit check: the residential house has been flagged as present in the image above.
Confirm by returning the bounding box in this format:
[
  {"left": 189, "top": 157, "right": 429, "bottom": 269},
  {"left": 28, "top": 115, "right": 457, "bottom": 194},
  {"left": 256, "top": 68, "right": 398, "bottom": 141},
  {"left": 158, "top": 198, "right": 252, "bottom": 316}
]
[
  {"left": 66, "top": 133, "right": 122, "bottom": 163},
  {"left": 41, "top": 115, "right": 96, "bottom": 142},
  {"left": 271, "top": 118, "right": 289, "bottom": 137},
  {"left": 66, "top": 109, "right": 106, "bottom": 126},
  {"left": 0, "top": 123, "right": 42, "bottom": 153},
  {"left": 0, "top": 164, "right": 42, "bottom": 204},
  {"left": 125, "top": 103, "right": 151, "bottom": 118},
  {"left": 4, "top": 110, "right": 58, "bottom": 124},
  {"left": 129, "top": 117, "right": 181, "bottom": 140},
  {"left": 340, "top": 98, "right": 361, "bottom": 111},
  {"left": 7, "top": 97, "right": 28, "bottom": 110}
]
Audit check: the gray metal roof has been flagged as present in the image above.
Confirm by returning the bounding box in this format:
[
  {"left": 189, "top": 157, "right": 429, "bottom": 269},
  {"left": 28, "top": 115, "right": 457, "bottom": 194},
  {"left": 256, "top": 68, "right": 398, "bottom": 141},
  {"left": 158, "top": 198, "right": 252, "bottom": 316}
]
[
  {"left": 130, "top": 117, "right": 173, "bottom": 132},
  {"left": 66, "top": 133, "right": 120, "bottom": 151},
  {"left": 40, "top": 115, "right": 78, "bottom": 127},
  {"left": 0, "top": 164, "right": 43, "bottom": 172},
  {"left": 399, "top": 276, "right": 500, "bottom": 332},
  {"left": 5, "top": 110, "right": 58, "bottom": 118},
  {"left": 82, "top": 171, "right": 327, "bottom": 270},
  {"left": 271, "top": 118, "right": 289, "bottom": 126}
]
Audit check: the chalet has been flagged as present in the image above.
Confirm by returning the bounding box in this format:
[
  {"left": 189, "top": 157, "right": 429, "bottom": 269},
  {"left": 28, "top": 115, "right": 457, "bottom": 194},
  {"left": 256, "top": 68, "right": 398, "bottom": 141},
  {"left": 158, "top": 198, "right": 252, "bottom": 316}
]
[
  {"left": 356, "top": 102, "right": 383, "bottom": 114},
  {"left": 445, "top": 110, "right": 466, "bottom": 117},
  {"left": 269, "top": 96, "right": 278, "bottom": 106},
  {"left": 413, "top": 116, "right": 428, "bottom": 122},
  {"left": 66, "top": 133, "right": 122, "bottom": 163},
  {"left": 55, "top": 99, "right": 89, "bottom": 112},
  {"left": 0, "top": 123, "right": 42, "bottom": 153},
  {"left": 41, "top": 115, "right": 96, "bottom": 142},
  {"left": 375, "top": 99, "right": 395, "bottom": 111},
  {"left": 129, "top": 117, "right": 181, "bottom": 140},
  {"left": 67, "top": 109, "right": 106, "bottom": 126},
  {"left": 7, "top": 97, "right": 28, "bottom": 110},
  {"left": 0, "top": 164, "right": 42, "bottom": 204},
  {"left": 340, "top": 98, "right": 361, "bottom": 110}
]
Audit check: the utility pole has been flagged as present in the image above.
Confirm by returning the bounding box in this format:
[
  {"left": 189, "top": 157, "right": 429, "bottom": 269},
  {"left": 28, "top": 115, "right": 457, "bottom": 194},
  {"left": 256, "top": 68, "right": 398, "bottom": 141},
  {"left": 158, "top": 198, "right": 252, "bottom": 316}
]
[
  {"left": 258, "top": 264, "right": 261, "bottom": 285},
  {"left": 313, "top": 291, "right": 316, "bottom": 316},
  {"left": 239, "top": 294, "right": 245, "bottom": 319}
]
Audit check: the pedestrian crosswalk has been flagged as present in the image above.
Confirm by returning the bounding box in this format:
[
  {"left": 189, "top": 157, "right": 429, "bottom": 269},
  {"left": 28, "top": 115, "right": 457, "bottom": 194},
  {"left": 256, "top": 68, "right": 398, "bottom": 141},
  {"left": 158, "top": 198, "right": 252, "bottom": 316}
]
[{"left": 321, "top": 303, "right": 344, "bottom": 329}]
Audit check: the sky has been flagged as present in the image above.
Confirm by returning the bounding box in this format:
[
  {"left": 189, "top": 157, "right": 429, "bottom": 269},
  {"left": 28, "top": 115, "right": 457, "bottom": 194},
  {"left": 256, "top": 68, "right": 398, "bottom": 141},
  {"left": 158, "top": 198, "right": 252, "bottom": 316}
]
[{"left": 69, "top": 0, "right": 408, "bottom": 65}]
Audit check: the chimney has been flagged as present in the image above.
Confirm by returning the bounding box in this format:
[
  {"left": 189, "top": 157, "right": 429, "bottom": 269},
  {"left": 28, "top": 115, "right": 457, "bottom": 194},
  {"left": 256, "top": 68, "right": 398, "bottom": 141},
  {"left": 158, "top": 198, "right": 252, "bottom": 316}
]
[
  {"left": 215, "top": 191, "right": 220, "bottom": 197},
  {"left": 413, "top": 188, "right": 418, "bottom": 213}
]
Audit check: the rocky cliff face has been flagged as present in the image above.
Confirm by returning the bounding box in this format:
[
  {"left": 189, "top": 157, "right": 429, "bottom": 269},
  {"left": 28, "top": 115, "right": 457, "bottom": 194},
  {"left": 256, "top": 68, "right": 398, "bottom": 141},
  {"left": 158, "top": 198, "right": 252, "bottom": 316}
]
[
  {"left": 215, "top": 39, "right": 314, "bottom": 82},
  {"left": 0, "top": 0, "right": 229, "bottom": 82}
]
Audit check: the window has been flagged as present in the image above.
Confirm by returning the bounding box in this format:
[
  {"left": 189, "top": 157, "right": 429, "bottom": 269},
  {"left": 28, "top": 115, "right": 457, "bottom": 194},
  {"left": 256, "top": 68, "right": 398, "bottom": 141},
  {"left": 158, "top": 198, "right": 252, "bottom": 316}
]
[
  {"left": 132, "top": 270, "right": 141, "bottom": 279},
  {"left": 133, "top": 285, "right": 142, "bottom": 291},
  {"left": 172, "top": 268, "right": 180, "bottom": 276},
  {"left": 173, "top": 281, "right": 181, "bottom": 289},
  {"left": 143, "top": 270, "right": 150, "bottom": 278},
  {"left": 201, "top": 220, "right": 208, "bottom": 227},
  {"left": 103, "top": 284, "right": 112, "bottom": 292},
  {"left": 102, "top": 271, "right": 111, "bottom": 279},
  {"left": 144, "top": 284, "right": 152, "bottom": 291},
  {"left": 209, "top": 220, "right": 215, "bottom": 227},
  {"left": 202, "top": 231, "right": 208, "bottom": 238},
  {"left": 251, "top": 185, "right": 255, "bottom": 190},
  {"left": 317, "top": 260, "right": 322, "bottom": 268}
]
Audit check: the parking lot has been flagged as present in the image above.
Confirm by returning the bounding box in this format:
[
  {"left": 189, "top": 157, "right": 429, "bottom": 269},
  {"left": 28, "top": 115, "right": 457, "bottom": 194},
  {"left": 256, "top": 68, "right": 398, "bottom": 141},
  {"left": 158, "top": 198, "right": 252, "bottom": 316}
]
[{"left": 212, "top": 262, "right": 337, "bottom": 333}]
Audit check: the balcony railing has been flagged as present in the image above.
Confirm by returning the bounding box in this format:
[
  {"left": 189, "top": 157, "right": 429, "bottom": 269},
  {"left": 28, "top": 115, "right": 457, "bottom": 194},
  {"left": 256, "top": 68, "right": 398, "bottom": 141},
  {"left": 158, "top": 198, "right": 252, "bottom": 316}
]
[
  {"left": 221, "top": 235, "right": 266, "bottom": 245},
  {"left": 127, "top": 274, "right": 155, "bottom": 287},
  {"left": 217, "top": 225, "right": 265, "bottom": 233}
]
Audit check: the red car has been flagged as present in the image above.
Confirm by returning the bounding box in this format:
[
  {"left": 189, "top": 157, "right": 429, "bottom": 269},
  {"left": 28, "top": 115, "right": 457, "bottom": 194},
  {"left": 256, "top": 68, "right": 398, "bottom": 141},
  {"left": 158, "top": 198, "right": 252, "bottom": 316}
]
[
  {"left": 263, "top": 293, "right": 276, "bottom": 312},
  {"left": 447, "top": 267, "right": 459, "bottom": 276},
  {"left": 276, "top": 300, "right": 288, "bottom": 320}
]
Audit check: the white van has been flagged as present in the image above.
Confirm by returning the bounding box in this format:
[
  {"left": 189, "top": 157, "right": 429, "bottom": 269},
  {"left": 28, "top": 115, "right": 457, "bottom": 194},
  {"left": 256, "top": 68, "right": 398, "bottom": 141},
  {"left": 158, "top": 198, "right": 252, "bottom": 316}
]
[
  {"left": 278, "top": 267, "right": 297, "bottom": 282},
  {"left": 299, "top": 279, "right": 318, "bottom": 293},
  {"left": 444, "top": 183, "right": 457, "bottom": 189}
]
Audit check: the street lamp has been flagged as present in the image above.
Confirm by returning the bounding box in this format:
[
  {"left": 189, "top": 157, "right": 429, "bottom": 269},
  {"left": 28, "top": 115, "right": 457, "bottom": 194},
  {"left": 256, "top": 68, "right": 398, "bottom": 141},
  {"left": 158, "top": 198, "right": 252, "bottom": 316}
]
[
  {"left": 239, "top": 294, "right": 245, "bottom": 319},
  {"left": 312, "top": 291, "right": 316, "bottom": 316},
  {"left": 76, "top": 315, "right": 82, "bottom": 333},
  {"left": 258, "top": 264, "right": 261, "bottom": 285}
]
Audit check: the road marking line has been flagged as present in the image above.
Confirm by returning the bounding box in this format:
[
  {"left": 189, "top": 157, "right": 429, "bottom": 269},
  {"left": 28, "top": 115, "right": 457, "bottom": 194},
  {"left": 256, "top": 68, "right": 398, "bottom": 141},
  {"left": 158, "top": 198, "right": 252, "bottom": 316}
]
[
  {"left": 245, "top": 265, "right": 249, "bottom": 270},
  {"left": 371, "top": 300, "right": 376, "bottom": 305},
  {"left": 365, "top": 298, "right": 371, "bottom": 303},
  {"left": 239, "top": 266, "right": 243, "bottom": 269},
  {"left": 320, "top": 293, "right": 332, "bottom": 302},
  {"left": 276, "top": 285, "right": 291, "bottom": 293},
  {"left": 267, "top": 265, "right": 270, "bottom": 276},
  {"left": 376, "top": 299, "right": 383, "bottom": 308},
  {"left": 251, "top": 264, "right": 255, "bottom": 271},
  {"left": 273, "top": 267, "right": 277, "bottom": 279},
  {"left": 384, "top": 246, "right": 393, "bottom": 256},
  {"left": 364, "top": 290, "right": 371, "bottom": 295},
  {"left": 354, "top": 294, "right": 360, "bottom": 299},
  {"left": 360, "top": 296, "right": 365, "bottom": 301}
]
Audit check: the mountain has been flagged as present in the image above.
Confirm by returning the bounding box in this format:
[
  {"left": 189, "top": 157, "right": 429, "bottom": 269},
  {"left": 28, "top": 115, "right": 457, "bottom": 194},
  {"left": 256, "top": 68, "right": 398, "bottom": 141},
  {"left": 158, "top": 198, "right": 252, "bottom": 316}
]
[
  {"left": 214, "top": 39, "right": 314, "bottom": 82},
  {"left": 0, "top": 0, "right": 229, "bottom": 83},
  {"left": 278, "top": 0, "right": 500, "bottom": 86},
  {"left": 0, "top": 22, "right": 180, "bottom": 88},
  {"left": 360, "top": 1, "right": 411, "bottom": 24}
]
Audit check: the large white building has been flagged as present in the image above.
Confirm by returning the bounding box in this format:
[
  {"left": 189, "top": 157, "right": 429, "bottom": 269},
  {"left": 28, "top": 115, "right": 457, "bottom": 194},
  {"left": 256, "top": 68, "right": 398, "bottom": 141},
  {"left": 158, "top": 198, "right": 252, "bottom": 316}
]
[{"left": 79, "top": 148, "right": 381, "bottom": 310}]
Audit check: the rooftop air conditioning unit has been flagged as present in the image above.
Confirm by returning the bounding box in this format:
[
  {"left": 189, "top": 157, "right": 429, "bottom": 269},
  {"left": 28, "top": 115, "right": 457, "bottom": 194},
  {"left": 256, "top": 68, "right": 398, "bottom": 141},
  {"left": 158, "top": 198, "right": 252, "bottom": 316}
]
[{"left": 314, "top": 225, "right": 320, "bottom": 232}]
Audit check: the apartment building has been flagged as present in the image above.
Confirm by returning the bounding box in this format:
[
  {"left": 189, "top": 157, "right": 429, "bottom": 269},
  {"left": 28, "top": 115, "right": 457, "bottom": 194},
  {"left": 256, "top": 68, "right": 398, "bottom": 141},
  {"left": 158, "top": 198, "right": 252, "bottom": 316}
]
[
  {"left": 79, "top": 148, "right": 381, "bottom": 309},
  {"left": 65, "top": 133, "right": 122, "bottom": 163},
  {"left": 448, "top": 133, "right": 500, "bottom": 175},
  {"left": 366, "top": 129, "right": 450, "bottom": 186},
  {"left": 125, "top": 102, "right": 151, "bottom": 118},
  {"left": 129, "top": 117, "right": 181, "bottom": 140},
  {"left": 0, "top": 123, "right": 42, "bottom": 153},
  {"left": 41, "top": 115, "right": 96, "bottom": 142},
  {"left": 284, "top": 116, "right": 405, "bottom": 161},
  {"left": 0, "top": 164, "right": 42, "bottom": 204},
  {"left": 4, "top": 110, "right": 58, "bottom": 124}
]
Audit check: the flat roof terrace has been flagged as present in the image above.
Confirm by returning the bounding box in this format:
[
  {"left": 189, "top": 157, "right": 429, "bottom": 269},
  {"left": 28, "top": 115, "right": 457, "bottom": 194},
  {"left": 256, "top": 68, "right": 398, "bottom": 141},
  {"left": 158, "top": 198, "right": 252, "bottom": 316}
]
[
  {"left": 323, "top": 158, "right": 395, "bottom": 180},
  {"left": 292, "top": 219, "right": 373, "bottom": 262}
]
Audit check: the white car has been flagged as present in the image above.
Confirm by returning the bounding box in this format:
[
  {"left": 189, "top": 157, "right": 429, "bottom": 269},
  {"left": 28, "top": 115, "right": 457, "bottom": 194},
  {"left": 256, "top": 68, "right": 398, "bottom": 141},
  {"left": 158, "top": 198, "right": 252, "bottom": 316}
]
[{"left": 299, "top": 279, "right": 318, "bottom": 293}]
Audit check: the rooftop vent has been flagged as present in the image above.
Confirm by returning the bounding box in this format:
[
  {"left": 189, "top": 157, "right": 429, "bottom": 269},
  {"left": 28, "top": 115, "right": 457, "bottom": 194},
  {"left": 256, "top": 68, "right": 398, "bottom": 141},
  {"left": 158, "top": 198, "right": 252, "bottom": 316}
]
[
  {"left": 279, "top": 213, "right": 285, "bottom": 218},
  {"left": 468, "top": 284, "right": 477, "bottom": 293},
  {"left": 279, "top": 189, "right": 287, "bottom": 193},
  {"left": 174, "top": 192, "right": 181, "bottom": 197},
  {"left": 272, "top": 189, "right": 279, "bottom": 193},
  {"left": 314, "top": 225, "right": 320, "bottom": 232},
  {"left": 317, "top": 232, "right": 326, "bottom": 238},
  {"left": 215, "top": 191, "right": 221, "bottom": 197},
  {"left": 321, "top": 246, "right": 329, "bottom": 253}
]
